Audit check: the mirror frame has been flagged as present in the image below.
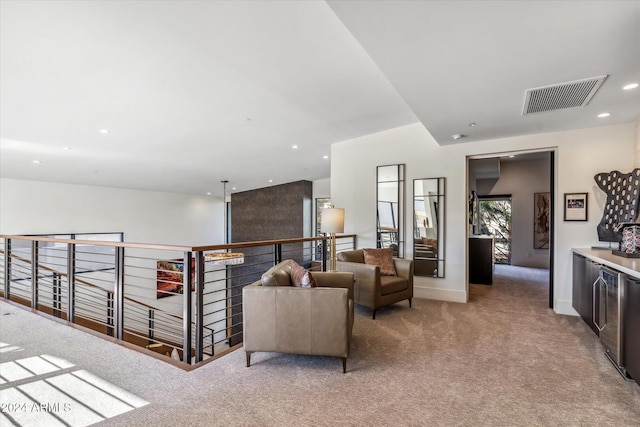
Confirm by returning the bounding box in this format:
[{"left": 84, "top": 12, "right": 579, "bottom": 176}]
[
  {"left": 413, "top": 177, "right": 445, "bottom": 278},
  {"left": 376, "top": 164, "right": 405, "bottom": 258}
]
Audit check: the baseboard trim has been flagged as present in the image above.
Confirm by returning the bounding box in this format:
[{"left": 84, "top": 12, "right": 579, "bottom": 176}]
[
  {"left": 414, "top": 286, "right": 467, "bottom": 303},
  {"left": 554, "top": 299, "right": 578, "bottom": 316}
]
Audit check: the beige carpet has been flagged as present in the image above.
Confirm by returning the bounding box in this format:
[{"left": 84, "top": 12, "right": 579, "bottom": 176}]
[{"left": 1, "top": 265, "right": 639, "bottom": 426}]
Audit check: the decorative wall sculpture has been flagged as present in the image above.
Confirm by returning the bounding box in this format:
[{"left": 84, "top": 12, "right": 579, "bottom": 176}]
[{"left": 594, "top": 168, "right": 640, "bottom": 242}]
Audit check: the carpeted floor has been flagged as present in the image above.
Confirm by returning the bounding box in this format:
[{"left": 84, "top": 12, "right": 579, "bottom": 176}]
[{"left": 1, "top": 265, "right": 639, "bottom": 426}]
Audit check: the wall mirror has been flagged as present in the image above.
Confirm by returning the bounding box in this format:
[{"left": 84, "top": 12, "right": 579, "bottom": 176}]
[
  {"left": 413, "top": 178, "right": 445, "bottom": 277},
  {"left": 377, "top": 164, "right": 405, "bottom": 258}
]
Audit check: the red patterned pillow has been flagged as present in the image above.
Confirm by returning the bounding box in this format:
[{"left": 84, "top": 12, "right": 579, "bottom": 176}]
[
  {"left": 362, "top": 248, "right": 397, "bottom": 276},
  {"left": 290, "top": 261, "right": 318, "bottom": 288}
]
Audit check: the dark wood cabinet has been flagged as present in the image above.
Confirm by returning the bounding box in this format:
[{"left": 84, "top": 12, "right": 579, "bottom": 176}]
[
  {"left": 572, "top": 253, "right": 600, "bottom": 336},
  {"left": 624, "top": 277, "right": 640, "bottom": 381},
  {"left": 469, "top": 237, "right": 494, "bottom": 285}
]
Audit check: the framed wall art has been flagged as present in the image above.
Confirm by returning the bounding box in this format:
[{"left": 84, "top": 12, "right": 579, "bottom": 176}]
[
  {"left": 564, "top": 192, "right": 588, "bottom": 221},
  {"left": 156, "top": 258, "right": 195, "bottom": 298},
  {"left": 534, "top": 192, "right": 550, "bottom": 249}
]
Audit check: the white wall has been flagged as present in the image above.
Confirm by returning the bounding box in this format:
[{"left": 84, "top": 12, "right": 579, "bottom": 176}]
[
  {"left": 313, "top": 177, "right": 331, "bottom": 200},
  {"left": 331, "top": 122, "right": 635, "bottom": 314},
  {"left": 0, "top": 178, "right": 223, "bottom": 245}
]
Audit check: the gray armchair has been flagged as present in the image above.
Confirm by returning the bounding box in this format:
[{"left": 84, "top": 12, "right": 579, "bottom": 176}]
[
  {"left": 336, "top": 249, "right": 413, "bottom": 319},
  {"left": 242, "top": 260, "right": 355, "bottom": 372}
]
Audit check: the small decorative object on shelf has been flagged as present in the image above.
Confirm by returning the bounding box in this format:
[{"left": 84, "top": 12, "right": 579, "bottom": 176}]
[{"left": 612, "top": 223, "right": 640, "bottom": 258}]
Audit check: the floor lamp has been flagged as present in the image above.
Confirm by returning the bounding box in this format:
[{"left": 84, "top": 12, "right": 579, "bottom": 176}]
[{"left": 321, "top": 207, "right": 345, "bottom": 272}]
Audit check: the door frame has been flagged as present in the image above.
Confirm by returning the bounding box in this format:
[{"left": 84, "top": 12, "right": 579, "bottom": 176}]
[{"left": 466, "top": 148, "right": 556, "bottom": 309}]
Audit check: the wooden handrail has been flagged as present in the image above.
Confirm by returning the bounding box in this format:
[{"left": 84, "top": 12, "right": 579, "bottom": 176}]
[{"left": 0, "top": 233, "right": 356, "bottom": 253}]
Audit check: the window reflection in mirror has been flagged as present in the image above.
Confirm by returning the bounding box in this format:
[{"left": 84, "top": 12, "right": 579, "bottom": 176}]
[
  {"left": 414, "top": 178, "right": 445, "bottom": 278},
  {"left": 377, "top": 164, "right": 405, "bottom": 258}
]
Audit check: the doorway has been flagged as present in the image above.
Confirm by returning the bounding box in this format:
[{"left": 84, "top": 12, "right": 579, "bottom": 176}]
[{"left": 467, "top": 150, "right": 554, "bottom": 309}]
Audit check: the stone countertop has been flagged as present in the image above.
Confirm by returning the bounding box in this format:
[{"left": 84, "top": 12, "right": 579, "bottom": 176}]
[{"left": 573, "top": 247, "right": 640, "bottom": 278}]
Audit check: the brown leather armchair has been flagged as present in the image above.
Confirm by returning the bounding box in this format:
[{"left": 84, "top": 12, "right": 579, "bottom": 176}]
[
  {"left": 243, "top": 260, "right": 355, "bottom": 372},
  {"left": 336, "top": 249, "right": 413, "bottom": 319}
]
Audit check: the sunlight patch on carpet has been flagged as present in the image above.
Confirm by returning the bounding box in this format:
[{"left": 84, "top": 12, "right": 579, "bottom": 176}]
[{"left": 0, "top": 348, "right": 149, "bottom": 426}]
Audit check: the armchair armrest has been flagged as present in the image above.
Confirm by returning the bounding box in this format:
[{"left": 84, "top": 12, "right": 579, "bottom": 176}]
[
  {"left": 393, "top": 259, "right": 414, "bottom": 284},
  {"left": 336, "top": 261, "right": 381, "bottom": 308},
  {"left": 311, "top": 271, "right": 354, "bottom": 300},
  {"left": 336, "top": 261, "right": 380, "bottom": 291}
]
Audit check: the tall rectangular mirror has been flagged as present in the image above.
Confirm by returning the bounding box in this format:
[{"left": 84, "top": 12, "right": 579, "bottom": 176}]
[
  {"left": 377, "top": 164, "right": 405, "bottom": 257},
  {"left": 414, "top": 177, "right": 445, "bottom": 277}
]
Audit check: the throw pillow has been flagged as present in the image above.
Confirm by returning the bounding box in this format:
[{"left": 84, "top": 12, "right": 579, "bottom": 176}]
[
  {"left": 362, "top": 247, "right": 397, "bottom": 276},
  {"left": 290, "top": 261, "right": 318, "bottom": 288}
]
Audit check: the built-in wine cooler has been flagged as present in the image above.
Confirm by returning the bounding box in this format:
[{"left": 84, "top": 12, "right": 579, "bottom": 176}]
[{"left": 594, "top": 267, "right": 633, "bottom": 381}]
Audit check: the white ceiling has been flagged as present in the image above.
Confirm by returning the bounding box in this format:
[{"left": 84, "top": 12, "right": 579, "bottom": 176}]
[
  {"left": 1, "top": 1, "right": 639, "bottom": 197},
  {"left": 328, "top": 0, "right": 640, "bottom": 144}
]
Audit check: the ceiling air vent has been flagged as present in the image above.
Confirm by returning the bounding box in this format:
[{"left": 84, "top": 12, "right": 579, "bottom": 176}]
[{"left": 522, "top": 75, "right": 608, "bottom": 115}]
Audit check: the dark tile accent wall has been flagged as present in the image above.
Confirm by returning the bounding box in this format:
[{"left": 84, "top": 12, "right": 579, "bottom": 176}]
[
  {"left": 231, "top": 180, "right": 313, "bottom": 241},
  {"left": 228, "top": 180, "right": 313, "bottom": 346}
]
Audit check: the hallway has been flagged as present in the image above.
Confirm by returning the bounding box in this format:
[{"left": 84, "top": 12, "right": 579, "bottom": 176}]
[{"left": 469, "top": 264, "right": 550, "bottom": 313}]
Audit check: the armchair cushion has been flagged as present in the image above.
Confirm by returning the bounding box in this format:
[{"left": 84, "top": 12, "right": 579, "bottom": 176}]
[
  {"left": 362, "top": 247, "right": 397, "bottom": 276},
  {"left": 261, "top": 259, "right": 294, "bottom": 286},
  {"left": 337, "top": 250, "right": 365, "bottom": 263},
  {"left": 380, "top": 276, "right": 408, "bottom": 296}
]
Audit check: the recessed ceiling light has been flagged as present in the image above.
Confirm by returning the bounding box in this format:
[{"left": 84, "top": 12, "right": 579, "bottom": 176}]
[
  {"left": 32, "top": 160, "right": 41, "bottom": 164},
  {"left": 268, "top": 179, "right": 273, "bottom": 183},
  {"left": 509, "top": 155, "right": 515, "bottom": 158},
  {"left": 623, "top": 83, "right": 638, "bottom": 90},
  {"left": 99, "top": 129, "right": 109, "bottom": 134},
  {"left": 206, "top": 192, "right": 212, "bottom": 196},
  {"left": 597, "top": 112, "right": 611, "bottom": 118},
  {"left": 232, "top": 187, "right": 237, "bottom": 190},
  {"left": 62, "top": 146, "right": 71, "bottom": 150},
  {"left": 452, "top": 134, "right": 465, "bottom": 140},
  {"left": 468, "top": 123, "right": 476, "bottom": 127},
  {"left": 292, "top": 145, "right": 299, "bottom": 149},
  {"left": 323, "top": 155, "right": 329, "bottom": 159}
]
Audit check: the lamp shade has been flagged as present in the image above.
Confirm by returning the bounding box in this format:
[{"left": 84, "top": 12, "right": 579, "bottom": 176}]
[{"left": 321, "top": 208, "right": 345, "bottom": 233}]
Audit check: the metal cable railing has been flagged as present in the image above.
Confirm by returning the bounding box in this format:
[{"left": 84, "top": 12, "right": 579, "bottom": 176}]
[{"left": 0, "top": 234, "right": 356, "bottom": 367}]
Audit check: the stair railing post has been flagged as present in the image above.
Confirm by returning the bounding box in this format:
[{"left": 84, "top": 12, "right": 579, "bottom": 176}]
[
  {"left": 148, "top": 309, "right": 155, "bottom": 345},
  {"left": 53, "top": 272, "right": 61, "bottom": 318},
  {"left": 194, "top": 251, "right": 204, "bottom": 363},
  {"left": 113, "top": 246, "right": 125, "bottom": 340},
  {"left": 274, "top": 243, "right": 282, "bottom": 265},
  {"left": 4, "top": 238, "right": 10, "bottom": 299},
  {"left": 182, "top": 251, "right": 193, "bottom": 363},
  {"left": 31, "top": 240, "right": 38, "bottom": 309},
  {"left": 67, "top": 243, "right": 75, "bottom": 323},
  {"left": 322, "top": 236, "right": 328, "bottom": 272},
  {"left": 107, "top": 293, "right": 114, "bottom": 337}
]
